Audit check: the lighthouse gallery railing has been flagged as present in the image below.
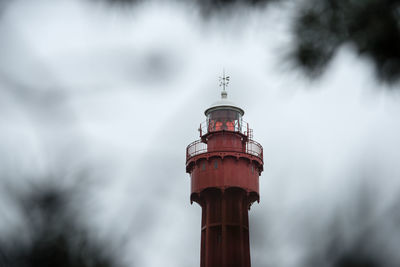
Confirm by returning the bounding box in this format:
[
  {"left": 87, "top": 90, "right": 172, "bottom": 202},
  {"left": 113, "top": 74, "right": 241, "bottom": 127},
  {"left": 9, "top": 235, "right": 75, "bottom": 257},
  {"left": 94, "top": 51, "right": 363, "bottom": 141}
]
[{"left": 186, "top": 139, "right": 263, "bottom": 162}]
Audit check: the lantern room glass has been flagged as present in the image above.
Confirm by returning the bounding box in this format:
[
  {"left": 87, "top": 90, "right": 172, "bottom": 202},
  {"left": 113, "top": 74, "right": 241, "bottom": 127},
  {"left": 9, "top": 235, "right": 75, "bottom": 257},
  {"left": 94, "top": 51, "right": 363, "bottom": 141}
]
[{"left": 207, "top": 109, "right": 242, "bottom": 132}]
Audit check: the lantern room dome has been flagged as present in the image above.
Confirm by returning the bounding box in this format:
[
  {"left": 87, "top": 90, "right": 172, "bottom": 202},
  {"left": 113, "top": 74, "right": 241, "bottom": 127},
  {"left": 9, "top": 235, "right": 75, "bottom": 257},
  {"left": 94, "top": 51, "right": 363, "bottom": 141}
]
[{"left": 204, "top": 90, "right": 244, "bottom": 116}]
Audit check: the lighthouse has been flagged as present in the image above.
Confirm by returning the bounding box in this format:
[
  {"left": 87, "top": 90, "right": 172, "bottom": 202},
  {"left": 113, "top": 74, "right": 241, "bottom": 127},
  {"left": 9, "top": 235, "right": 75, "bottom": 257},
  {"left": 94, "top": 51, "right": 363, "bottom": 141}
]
[{"left": 186, "top": 74, "right": 264, "bottom": 267}]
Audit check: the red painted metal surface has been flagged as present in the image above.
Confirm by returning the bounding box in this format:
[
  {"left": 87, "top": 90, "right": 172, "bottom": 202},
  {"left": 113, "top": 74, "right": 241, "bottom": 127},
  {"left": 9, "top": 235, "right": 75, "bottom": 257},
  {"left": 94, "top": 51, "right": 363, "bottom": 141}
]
[{"left": 186, "top": 111, "right": 264, "bottom": 267}]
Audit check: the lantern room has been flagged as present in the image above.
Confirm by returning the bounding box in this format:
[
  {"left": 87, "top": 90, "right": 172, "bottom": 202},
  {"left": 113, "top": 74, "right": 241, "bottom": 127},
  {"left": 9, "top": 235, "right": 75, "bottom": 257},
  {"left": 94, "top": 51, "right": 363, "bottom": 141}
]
[{"left": 204, "top": 91, "right": 244, "bottom": 133}]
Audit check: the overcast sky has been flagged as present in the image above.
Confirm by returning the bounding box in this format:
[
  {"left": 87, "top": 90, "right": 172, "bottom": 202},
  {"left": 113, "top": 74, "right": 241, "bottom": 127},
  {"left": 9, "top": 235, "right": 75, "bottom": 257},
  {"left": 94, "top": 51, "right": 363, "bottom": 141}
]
[{"left": 1, "top": 0, "right": 400, "bottom": 266}]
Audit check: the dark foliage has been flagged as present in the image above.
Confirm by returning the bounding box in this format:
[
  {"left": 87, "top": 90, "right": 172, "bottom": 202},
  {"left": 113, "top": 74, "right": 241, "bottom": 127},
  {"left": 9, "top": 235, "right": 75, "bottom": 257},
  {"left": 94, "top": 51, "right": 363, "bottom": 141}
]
[
  {"left": 98, "top": 0, "right": 275, "bottom": 14},
  {"left": 303, "top": 182, "right": 400, "bottom": 267},
  {"left": 328, "top": 235, "right": 382, "bottom": 267},
  {"left": 195, "top": 0, "right": 274, "bottom": 14},
  {"left": 293, "top": 0, "right": 400, "bottom": 83},
  {"left": 181, "top": 0, "right": 400, "bottom": 84},
  {"left": 91, "top": 0, "right": 142, "bottom": 8},
  {"left": 100, "top": 0, "right": 275, "bottom": 17},
  {"left": 0, "top": 185, "right": 124, "bottom": 267},
  {"left": 334, "top": 253, "right": 379, "bottom": 267},
  {"left": 96, "top": 0, "right": 139, "bottom": 4}
]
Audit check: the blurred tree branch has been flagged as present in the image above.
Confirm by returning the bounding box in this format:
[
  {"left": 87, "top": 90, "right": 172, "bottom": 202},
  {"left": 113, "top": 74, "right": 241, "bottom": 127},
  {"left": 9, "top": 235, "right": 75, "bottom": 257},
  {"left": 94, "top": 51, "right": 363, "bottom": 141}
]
[
  {"left": 292, "top": 0, "right": 400, "bottom": 84},
  {"left": 193, "top": 0, "right": 400, "bottom": 84},
  {"left": 0, "top": 183, "right": 127, "bottom": 267}
]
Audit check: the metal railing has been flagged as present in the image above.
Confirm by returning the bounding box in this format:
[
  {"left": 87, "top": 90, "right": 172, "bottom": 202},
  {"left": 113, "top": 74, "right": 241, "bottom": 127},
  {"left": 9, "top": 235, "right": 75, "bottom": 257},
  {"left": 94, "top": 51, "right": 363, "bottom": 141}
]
[
  {"left": 198, "top": 120, "right": 252, "bottom": 138},
  {"left": 186, "top": 139, "right": 263, "bottom": 161}
]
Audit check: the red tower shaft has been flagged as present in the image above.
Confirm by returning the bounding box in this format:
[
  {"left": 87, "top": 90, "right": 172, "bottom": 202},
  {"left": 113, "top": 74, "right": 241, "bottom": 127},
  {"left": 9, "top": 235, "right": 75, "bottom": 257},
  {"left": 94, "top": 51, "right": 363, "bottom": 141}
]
[
  {"left": 186, "top": 94, "right": 263, "bottom": 267},
  {"left": 199, "top": 186, "right": 252, "bottom": 267}
]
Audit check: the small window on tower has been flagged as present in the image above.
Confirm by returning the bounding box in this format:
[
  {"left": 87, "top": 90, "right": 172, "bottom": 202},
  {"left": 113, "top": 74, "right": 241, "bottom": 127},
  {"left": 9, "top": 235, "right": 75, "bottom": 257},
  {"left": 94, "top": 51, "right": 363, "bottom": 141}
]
[
  {"left": 214, "top": 160, "right": 218, "bottom": 169},
  {"left": 201, "top": 162, "right": 206, "bottom": 171},
  {"left": 251, "top": 165, "right": 254, "bottom": 173}
]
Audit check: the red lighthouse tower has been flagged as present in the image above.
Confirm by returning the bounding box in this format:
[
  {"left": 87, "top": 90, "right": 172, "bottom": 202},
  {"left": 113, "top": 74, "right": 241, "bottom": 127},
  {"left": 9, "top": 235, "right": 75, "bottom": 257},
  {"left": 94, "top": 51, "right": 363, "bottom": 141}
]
[{"left": 186, "top": 76, "right": 264, "bottom": 267}]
